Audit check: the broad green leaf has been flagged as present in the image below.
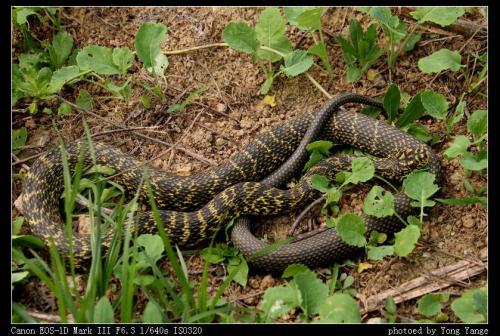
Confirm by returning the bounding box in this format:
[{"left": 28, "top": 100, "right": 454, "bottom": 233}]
[
  {"left": 383, "top": 84, "right": 401, "bottom": 122},
  {"left": 12, "top": 127, "right": 28, "bottom": 154},
  {"left": 112, "top": 47, "right": 134, "bottom": 74},
  {"left": 12, "top": 234, "right": 46, "bottom": 248},
  {"left": 57, "top": 102, "right": 72, "bottom": 116},
  {"left": 402, "top": 171, "right": 439, "bottom": 208},
  {"left": 296, "top": 7, "right": 324, "bottom": 32},
  {"left": 200, "top": 246, "right": 225, "bottom": 264},
  {"left": 76, "top": 89, "right": 93, "bottom": 110},
  {"left": 436, "top": 196, "right": 487, "bottom": 207},
  {"left": 403, "top": 33, "right": 422, "bottom": 52},
  {"left": 282, "top": 263, "right": 309, "bottom": 278},
  {"left": 141, "top": 94, "right": 151, "bottom": 109},
  {"left": 460, "top": 151, "right": 487, "bottom": 171},
  {"left": 361, "top": 106, "right": 382, "bottom": 118},
  {"left": 346, "top": 157, "right": 374, "bottom": 185},
  {"left": 451, "top": 287, "right": 487, "bottom": 323},
  {"left": 366, "top": 7, "right": 406, "bottom": 42},
  {"left": 443, "top": 135, "right": 470, "bottom": 159},
  {"left": 311, "top": 174, "right": 330, "bottom": 193},
  {"left": 284, "top": 7, "right": 310, "bottom": 26},
  {"left": 385, "top": 296, "right": 397, "bottom": 314},
  {"left": 308, "top": 41, "right": 331, "bottom": 73},
  {"left": 135, "top": 23, "right": 168, "bottom": 77},
  {"left": 280, "top": 50, "right": 314, "bottom": 77},
  {"left": 363, "top": 186, "right": 394, "bottom": 218},
  {"left": 418, "top": 48, "right": 463, "bottom": 73},
  {"left": 137, "top": 234, "right": 164, "bottom": 262},
  {"left": 222, "top": 22, "right": 259, "bottom": 53},
  {"left": 367, "top": 245, "right": 394, "bottom": 260},
  {"left": 93, "top": 297, "right": 114, "bottom": 323},
  {"left": 12, "top": 271, "right": 29, "bottom": 284},
  {"left": 318, "top": 293, "right": 361, "bottom": 323},
  {"left": 13, "top": 8, "right": 39, "bottom": 26},
  {"left": 261, "top": 285, "right": 300, "bottom": 320},
  {"left": 411, "top": 7, "right": 465, "bottom": 27},
  {"left": 142, "top": 301, "right": 163, "bottom": 323},
  {"left": 227, "top": 257, "right": 249, "bottom": 287},
  {"left": 77, "top": 46, "right": 121, "bottom": 75},
  {"left": 336, "top": 213, "right": 366, "bottom": 247},
  {"left": 407, "top": 124, "right": 432, "bottom": 143},
  {"left": 12, "top": 216, "right": 24, "bottom": 235},
  {"left": 421, "top": 90, "right": 449, "bottom": 119},
  {"left": 446, "top": 100, "right": 465, "bottom": 134},
  {"left": 48, "top": 31, "right": 74, "bottom": 68},
  {"left": 396, "top": 93, "right": 425, "bottom": 128},
  {"left": 255, "top": 8, "right": 292, "bottom": 62},
  {"left": 325, "top": 187, "right": 342, "bottom": 207},
  {"left": 48, "top": 65, "right": 81, "bottom": 93},
  {"left": 346, "top": 65, "right": 362, "bottom": 82},
  {"left": 467, "top": 109, "right": 487, "bottom": 138},
  {"left": 394, "top": 225, "right": 420, "bottom": 257},
  {"left": 417, "top": 294, "right": 442, "bottom": 316},
  {"left": 306, "top": 140, "right": 333, "bottom": 155},
  {"left": 293, "top": 270, "right": 329, "bottom": 316}
]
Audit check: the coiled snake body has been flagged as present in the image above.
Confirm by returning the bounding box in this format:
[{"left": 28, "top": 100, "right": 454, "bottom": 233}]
[{"left": 22, "top": 93, "right": 441, "bottom": 271}]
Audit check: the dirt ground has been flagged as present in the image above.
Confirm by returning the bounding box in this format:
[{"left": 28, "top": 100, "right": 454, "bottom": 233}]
[{"left": 11, "top": 7, "right": 487, "bottom": 322}]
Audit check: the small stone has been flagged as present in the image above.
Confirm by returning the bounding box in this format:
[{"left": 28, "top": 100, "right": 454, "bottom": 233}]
[
  {"left": 248, "top": 278, "right": 260, "bottom": 289},
  {"left": 462, "top": 215, "right": 475, "bottom": 228},
  {"left": 216, "top": 103, "right": 227, "bottom": 113},
  {"left": 260, "top": 275, "right": 275, "bottom": 290}
]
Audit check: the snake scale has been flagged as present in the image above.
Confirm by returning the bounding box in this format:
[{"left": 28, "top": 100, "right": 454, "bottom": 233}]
[{"left": 21, "top": 93, "right": 441, "bottom": 271}]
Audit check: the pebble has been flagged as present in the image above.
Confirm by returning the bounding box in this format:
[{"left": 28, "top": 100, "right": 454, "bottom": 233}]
[
  {"left": 462, "top": 215, "right": 475, "bottom": 228},
  {"left": 260, "top": 275, "right": 275, "bottom": 290}
]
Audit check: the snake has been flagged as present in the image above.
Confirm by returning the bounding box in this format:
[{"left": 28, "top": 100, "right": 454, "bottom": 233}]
[{"left": 21, "top": 93, "right": 441, "bottom": 270}]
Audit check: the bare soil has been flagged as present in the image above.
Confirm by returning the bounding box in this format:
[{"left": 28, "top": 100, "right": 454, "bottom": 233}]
[{"left": 12, "top": 7, "right": 487, "bottom": 322}]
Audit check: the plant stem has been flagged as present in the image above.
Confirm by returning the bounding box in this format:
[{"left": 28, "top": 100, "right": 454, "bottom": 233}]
[
  {"left": 374, "top": 175, "right": 399, "bottom": 193},
  {"left": 305, "top": 73, "right": 332, "bottom": 99},
  {"left": 163, "top": 43, "right": 229, "bottom": 55}
]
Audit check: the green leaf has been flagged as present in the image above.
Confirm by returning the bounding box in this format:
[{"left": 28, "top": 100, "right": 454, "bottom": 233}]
[
  {"left": 260, "top": 71, "right": 275, "bottom": 95},
  {"left": 57, "top": 102, "right": 72, "bottom": 116},
  {"left": 396, "top": 93, "right": 425, "bottom": 128},
  {"left": 222, "top": 22, "right": 259, "bottom": 53},
  {"left": 451, "top": 287, "right": 487, "bottom": 323},
  {"left": 406, "top": 124, "right": 432, "bottom": 143},
  {"left": 47, "top": 31, "right": 74, "bottom": 68},
  {"left": 12, "top": 271, "right": 30, "bottom": 284},
  {"left": 255, "top": 8, "right": 292, "bottom": 62},
  {"left": 48, "top": 65, "right": 81, "bottom": 93},
  {"left": 280, "top": 50, "right": 314, "bottom": 77},
  {"left": 418, "top": 294, "right": 442, "bottom": 317},
  {"left": 345, "top": 157, "right": 374, "bottom": 185},
  {"left": 306, "top": 140, "right": 333, "bottom": 155},
  {"left": 421, "top": 90, "right": 449, "bottom": 119},
  {"left": 168, "top": 87, "right": 205, "bottom": 112},
  {"left": 200, "top": 246, "right": 225, "bottom": 264},
  {"left": 137, "top": 234, "right": 164, "bottom": 262},
  {"left": 318, "top": 293, "right": 361, "bottom": 323},
  {"left": 308, "top": 42, "right": 331, "bottom": 73},
  {"left": 282, "top": 263, "right": 309, "bottom": 278},
  {"left": 293, "top": 270, "right": 329, "bottom": 316},
  {"left": 436, "top": 196, "right": 487, "bottom": 207},
  {"left": 104, "top": 77, "right": 132, "bottom": 100},
  {"left": 12, "top": 216, "right": 24, "bottom": 235},
  {"left": 227, "top": 257, "right": 249, "bottom": 287},
  {"left": 112, "top": 47, "right": 134, "bottom": 74},
  {"left": 418, "top": 48, "right": 463, "bottom": 73},
  {"left": 446, "top": 100, "right": 465, "bottom": 134},
  {"left": 346, "top": 65, "right": 362, "bottom": 82},
  {"left": 76, "top": 89, "right": 93, "bottom": 110},
  {"left": 383, "top": 84, "right": 401, "bottom": 122},
  {"left": 336, "top": 213, "right": 366, "bottom": 247},
  {"left": 261, "top": 285, "right": 300, "bottom": 321},
  {"left": 460, "top": 151, "right": 487, "bottom": 171},
  {"left": 77, "top": 46, "right": 121, "bottom": 75},
  {"left": 385, "top": 296, "right": 397, "bottom": 314},
  {"left": 467, "top": 109, "right": 487, "bottom": 138},
  {"left": 403, "top": 33, "right": 421, "bottom": 52},
  {"left": 93, "top": 297, "right": 114, "bottom": 323},
  {"left": 135, "top": 23, "right": 168, "bottom": 77},
  {"left": 403, "top": 171, "right": 439, "bottom": 208},
  {"left": 12, "top": 127, "right": 28, "bottom": 154},
  {"left": 12, "top": 235, "right": 46, "bottom": 248},
  {"left": 394, "top": 225, "right": 420, "bottom": 257},
  {"left": 363, "top": 186, "right": 395, "bottom": 218},
  {"left": 13, "top": 8, "right": 39, "bottom": 26},
  {"left": 310, "top": 174, "right": 330, "bottom": 193},
  {"left": 141, "top": 94, "right": 151, "bottom": 109},
  {"left": 284, "top": 7, "right": 310, "bottom": 26},
  {"left": 367, "top": 245, "right": 394, "bottom": 260},
  {"left": 411, "top": 7, "right": 465, "bottom": 27},
  {"left": 366, "top": 7, "right": 406, "bottom": 42},
  {"left": 296, "top": 7, "right": 324, "bottom": 32},
  {"left": 142, "top": 301, "right": 163, "bottom": 323},
  {"left": 361, "top": 106, "right": 382, "bottom": 118},
  {"left": 443, "top": 135, "right": 470, "bottom": 159}
]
